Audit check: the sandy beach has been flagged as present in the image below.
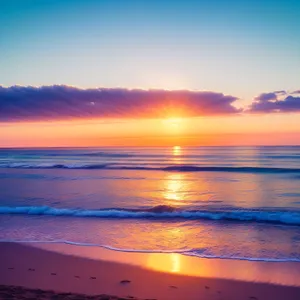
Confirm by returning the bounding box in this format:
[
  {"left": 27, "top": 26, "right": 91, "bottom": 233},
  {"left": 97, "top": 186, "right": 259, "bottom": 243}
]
[{"left": 0, "top": 242, "right": 300, "bottom": 300}]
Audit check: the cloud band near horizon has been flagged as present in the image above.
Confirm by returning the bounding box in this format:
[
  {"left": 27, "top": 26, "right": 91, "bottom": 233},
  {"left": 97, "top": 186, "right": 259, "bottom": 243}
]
[
  {"left": 0, "top": 85, "right": 241, "bottom": 121},
  {"left": 0, "top": 85, "right": 300, "bottom": 122}
]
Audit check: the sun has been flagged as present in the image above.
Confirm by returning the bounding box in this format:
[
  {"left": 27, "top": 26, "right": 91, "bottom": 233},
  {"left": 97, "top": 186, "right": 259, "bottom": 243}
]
[
  {"left": 162, "top": 117, "right": 185, "bottom": 138},
  {"left": 163, "top": 118, "right": 183, "bottom": 128}
]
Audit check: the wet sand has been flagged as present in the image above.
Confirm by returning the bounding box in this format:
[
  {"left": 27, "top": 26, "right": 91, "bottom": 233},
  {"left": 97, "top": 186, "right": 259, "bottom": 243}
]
[{"left": 0, "top": 242, "right": 300, "bottom": 300}]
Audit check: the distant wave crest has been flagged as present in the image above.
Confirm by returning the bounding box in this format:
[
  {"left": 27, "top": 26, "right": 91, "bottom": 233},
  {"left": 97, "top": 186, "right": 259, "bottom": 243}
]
[
  {"left": 1, "top": 162, "right": 300, "bottom": 174},
  {"left": 1, "top": 205, "right": 300, "bottom": 226}
]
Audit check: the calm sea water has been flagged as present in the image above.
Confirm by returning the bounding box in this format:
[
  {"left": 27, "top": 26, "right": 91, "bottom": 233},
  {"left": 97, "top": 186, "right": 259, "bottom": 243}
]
[{"left": 0, "top": 146, "right": 300, "bottom": 262}]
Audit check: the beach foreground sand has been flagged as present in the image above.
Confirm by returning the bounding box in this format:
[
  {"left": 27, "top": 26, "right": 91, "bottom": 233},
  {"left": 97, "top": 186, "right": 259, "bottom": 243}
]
[
  {"left": 0, "top": 285, "right": 142, "bottom": 299},
  {"left": 1, "top": 243, "right": 300, "bottom": 300}
]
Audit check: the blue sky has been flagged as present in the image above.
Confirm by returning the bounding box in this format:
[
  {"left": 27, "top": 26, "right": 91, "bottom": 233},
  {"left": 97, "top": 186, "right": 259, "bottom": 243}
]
[{"left": 1, "top": 0, "right": 299, "bottom": 102}]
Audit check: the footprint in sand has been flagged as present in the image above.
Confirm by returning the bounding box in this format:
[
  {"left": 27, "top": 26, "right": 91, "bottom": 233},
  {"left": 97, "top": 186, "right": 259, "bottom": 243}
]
[
  {"left": 205, "top": 286, "right": 210, "bottom": 290},
  {"left": 28, "top": 268, "right": 35, "bottom": 271},
  {"left": 120, "top": 280, "right": 131, "bottom": 284},
  {"left": 169, "top": 286, "right": 178, "bottom": 289},
  {"left": 8, "top": 267, "right": 14, "bottom": 270},
  {"left": 249, "top": 297, "right": 258, "bottom": 300},
  {"left": 74, "top": 275, "right": 80, "bottom": 279},
  {"left": 50, "top": 273, "right": 57, "bottom": 276},
  {"left": 90, "top": 276, "right": 96, "bottom": 280}
]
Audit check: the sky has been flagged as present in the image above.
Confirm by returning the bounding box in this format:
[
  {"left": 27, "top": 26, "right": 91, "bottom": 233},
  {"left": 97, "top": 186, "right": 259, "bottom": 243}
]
[{"left": 0, "top": 0, "right": 299, "bottom": 146}]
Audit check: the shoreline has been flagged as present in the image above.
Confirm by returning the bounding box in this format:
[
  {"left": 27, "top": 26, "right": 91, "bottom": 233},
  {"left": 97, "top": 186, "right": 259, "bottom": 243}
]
[
  {"left": 1, "top": 242, "right": 300, "bottom": 299},
  {"left": 27, "top": 241, "right": 300, "bottom": 287}
]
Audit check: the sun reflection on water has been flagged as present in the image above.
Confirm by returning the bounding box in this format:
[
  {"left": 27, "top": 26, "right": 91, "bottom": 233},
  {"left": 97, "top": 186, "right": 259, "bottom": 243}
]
[
  {"left": 173, "top": 145, "right": 181, "bottom": 156},
  {"left": 171, "top": 145, "right": 182, "bottom": 164},
  {"left": 164, "top": 173, "right": 185, "bottom": 202}
]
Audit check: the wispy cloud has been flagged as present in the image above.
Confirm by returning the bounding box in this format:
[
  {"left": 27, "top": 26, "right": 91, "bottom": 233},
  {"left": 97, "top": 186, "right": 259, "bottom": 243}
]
[
  {"left": 0, "top": 85, "right": 241, "bottom": 122},
  {"left": 253, "top": 90, "right": 287, "bottom": 102}
]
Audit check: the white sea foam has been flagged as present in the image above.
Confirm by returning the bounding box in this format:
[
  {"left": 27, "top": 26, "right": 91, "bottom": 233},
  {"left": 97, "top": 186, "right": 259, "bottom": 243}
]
[{"left": 0, "top": 239, "right": 299, "bottom": 263}]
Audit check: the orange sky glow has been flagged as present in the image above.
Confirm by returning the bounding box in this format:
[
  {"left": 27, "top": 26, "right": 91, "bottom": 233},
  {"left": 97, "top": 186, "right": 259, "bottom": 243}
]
[{"left": 1, "top": 113, "right": 300, "bottom": 147}]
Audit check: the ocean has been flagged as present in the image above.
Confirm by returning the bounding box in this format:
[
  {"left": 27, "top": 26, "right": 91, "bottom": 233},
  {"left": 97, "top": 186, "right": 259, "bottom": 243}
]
[{"left": 0, "top": 146, "right": 300, "bottom": 262}]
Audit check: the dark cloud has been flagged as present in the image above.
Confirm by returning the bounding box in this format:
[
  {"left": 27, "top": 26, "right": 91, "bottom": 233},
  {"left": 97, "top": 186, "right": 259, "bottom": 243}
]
[
  {"left": 249, "top": 91, "right": 300, "bottom": 113},
  {"left": 292, "top": 90, "right": 300, "bottom": 94},
  {"left": 0, "top": 85, "right": 241, "bottom": 122}
]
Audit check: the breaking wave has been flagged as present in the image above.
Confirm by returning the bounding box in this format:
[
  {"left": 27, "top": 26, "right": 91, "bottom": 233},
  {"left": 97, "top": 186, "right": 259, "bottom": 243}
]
[{"left": 1, "top": 205, "right": 300, "bottom": 226}]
